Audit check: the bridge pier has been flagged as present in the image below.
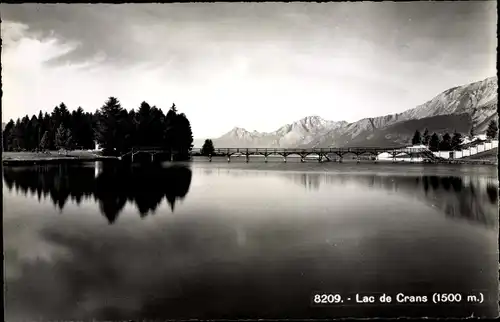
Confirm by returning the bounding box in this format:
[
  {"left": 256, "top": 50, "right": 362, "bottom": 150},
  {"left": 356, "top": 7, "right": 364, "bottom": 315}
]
[{"left": 191, "top": 147, "right": 421, "bottom": 164}]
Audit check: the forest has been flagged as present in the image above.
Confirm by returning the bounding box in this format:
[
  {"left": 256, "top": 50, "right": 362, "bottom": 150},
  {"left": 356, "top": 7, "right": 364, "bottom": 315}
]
[
  {"left": 411, "top": 120, "right": 497, "bottom": 152},
  {"left": 2, "top": 97, "right": 194, "bottom": 159}
]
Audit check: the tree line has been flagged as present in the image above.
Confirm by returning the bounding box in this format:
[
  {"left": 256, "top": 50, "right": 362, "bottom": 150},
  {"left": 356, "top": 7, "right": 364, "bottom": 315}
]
[
  {"left": 411, "top": 120, "right": 498, "bottom": 152},
  {"left": 2, "top": 97, "right": 194, "bottom": 159}
]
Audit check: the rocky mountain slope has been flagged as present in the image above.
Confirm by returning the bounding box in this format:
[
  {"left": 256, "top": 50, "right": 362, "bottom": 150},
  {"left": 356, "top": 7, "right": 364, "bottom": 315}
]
[{"left": 196, "top": 76, "right": 497, "bottom": 148}]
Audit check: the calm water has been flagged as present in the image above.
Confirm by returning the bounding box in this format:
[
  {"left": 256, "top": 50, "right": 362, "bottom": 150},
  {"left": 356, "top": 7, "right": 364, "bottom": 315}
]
[{"left": 3, "top": 160, "right": 499, "bottom": 320}]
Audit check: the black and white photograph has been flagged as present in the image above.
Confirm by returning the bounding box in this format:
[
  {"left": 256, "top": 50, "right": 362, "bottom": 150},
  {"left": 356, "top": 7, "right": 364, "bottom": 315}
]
[{"left": 1, "top": 2, "right": 498, "bottom": 320}]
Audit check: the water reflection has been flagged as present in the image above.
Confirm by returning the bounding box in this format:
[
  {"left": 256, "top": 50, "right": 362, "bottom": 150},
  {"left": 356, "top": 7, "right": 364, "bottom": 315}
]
[
  {"left": 3, "top": 164, "right": 499, "bottom": 320},
  {"left": 281, "top": 172, "right": 497, "bottom": 228},
  {"left": 2, "top": 163, "right": 192, "bottom": 223}
]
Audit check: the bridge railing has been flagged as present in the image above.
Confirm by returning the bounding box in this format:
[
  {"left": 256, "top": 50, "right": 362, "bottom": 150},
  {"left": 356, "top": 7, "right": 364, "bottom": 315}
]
[{"left": 191, "top": 147, "right": 434, "bottom": 155}]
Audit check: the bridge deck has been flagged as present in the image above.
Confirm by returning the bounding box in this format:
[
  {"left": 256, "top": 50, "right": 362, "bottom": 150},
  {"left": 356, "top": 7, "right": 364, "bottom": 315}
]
[
  {"left": 191, "top": 147, "right": 432, "bottom": 155},
  {"left": 127, "top": 147, "right": 442, "bottom": 158},
  {"left": 125, "top": 146, "right": 441, "bottom": 161}
]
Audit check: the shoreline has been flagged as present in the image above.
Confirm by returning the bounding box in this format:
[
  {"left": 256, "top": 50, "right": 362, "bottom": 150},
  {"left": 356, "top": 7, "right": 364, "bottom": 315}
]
[
  {"left": 2, "top": 153, "right": 496, "bottom": 166},
  {"left": 2, "top": 151, "right": 119, "bottom": 166}
]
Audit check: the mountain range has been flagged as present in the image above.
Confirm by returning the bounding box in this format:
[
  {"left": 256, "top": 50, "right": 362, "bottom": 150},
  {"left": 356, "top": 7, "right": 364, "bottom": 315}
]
[{"left": 194, "top": 76, "right": 498, "bottom": 148}]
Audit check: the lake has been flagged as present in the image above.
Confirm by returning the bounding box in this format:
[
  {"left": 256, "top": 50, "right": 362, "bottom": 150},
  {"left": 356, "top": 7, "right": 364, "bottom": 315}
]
[{"left": 3, "top": 159, "right": 498, "bottom": 320}]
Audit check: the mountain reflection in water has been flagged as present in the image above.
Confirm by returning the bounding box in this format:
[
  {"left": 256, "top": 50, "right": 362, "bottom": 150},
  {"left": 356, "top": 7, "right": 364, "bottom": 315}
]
[
  {"left": 283, "top": 172, "right": 498, "bottom": 227},
  {"left": 2, "top": 162, "right": 192, "bottom": 224},
  {"left": 206, "top": 169, "right": 497, "bottom": 228}
]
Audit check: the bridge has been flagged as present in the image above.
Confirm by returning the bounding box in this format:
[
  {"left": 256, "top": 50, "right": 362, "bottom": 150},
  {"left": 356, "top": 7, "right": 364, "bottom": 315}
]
[
  {"left": 191, "top": 147, "right": 441, "bottom": 163},
  {"left": 119, "top": 146, "right": 441, "bottom": 163},
  {"left": 119, "top": 147, "right": 184, "bottom": 162}
]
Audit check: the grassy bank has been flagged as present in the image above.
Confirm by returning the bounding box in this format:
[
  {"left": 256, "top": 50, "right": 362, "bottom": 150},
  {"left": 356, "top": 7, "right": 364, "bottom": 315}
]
[{"left": 2, "top": 150, "right": 118, "bottom": 165}]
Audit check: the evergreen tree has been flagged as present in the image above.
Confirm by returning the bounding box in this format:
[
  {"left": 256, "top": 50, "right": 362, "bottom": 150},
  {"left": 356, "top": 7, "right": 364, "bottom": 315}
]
[
  {"left": 55, "top": 124, "right": 68, "bottom": 150},
  {"left": 95, "top": 97, "right": 127, "bottom": 155},
  {"left": 2, "top": 120, "right": 15, "bottom": 151},
  {"left": 58, "top": 103, "right": 71, "bottom": 129},
  {"left": 39, "top": 131, "right": 50, "bottom": 151},
  {"left": 201, "top": 139, "right": 215, "bottom": 156},
  {"left": 65, "top": 128, "right": 73, "bottom": 150},
  {"left": 439, "top": 132, "right": 452, "bottom": 151},
  {"left": 70, "top": 107, "right": 94, "bottom": 149},
  {"left": 412, "top": 130, "right": 422, "bottom": 145},
  {"left": 13, "top": 118, "right": 24, "bottom": 151},
  {"left": 486, "top": 120, "right": 498, "bottom": 140},
  {"left": 21, "top": 115, "right": 33, "bottom": 150},
  {"left": 163, "top": 104, "right": 178, "bottom": 155},
  {"left": 134, "top": 101, "right": 153, "bottom": 147},
  {"left": 150, "top": 106, "right": 166, "bottom": 147},
  {"left": 52, "top": 105, "right": 62, "bottom": 129},
  {"left": 172, "top": 112, "right": 194, "bottom": 160},
  {"left": 451, "top": 131, "right": 463, "bottom": 151},
  {"left": 120, "top": 109, "right": 136, "bottom": 151},
  {"left": 429, "top": 133, "right": 440, "bottom": 152},
  {"left": 43, "top": 112, "right": 55, "bottom": 150},
  {"left": 422, "top": 128, "right": 430, "bottom": 146}
]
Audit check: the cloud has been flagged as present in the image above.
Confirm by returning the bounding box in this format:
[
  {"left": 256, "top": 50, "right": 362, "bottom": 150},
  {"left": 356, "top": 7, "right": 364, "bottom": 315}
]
[{"left": 0, "top": 2, "right": 496, "bottom": 138}]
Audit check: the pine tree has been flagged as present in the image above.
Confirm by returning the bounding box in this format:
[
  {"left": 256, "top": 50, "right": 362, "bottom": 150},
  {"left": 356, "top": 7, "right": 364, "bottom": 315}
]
[
  {"left": 486, "top": 120, "right": 498, "bottom": 140},
  {"left": 163, "top": 105, "right": 178, "bottom": 155},
  {"left": 134, "top": 101, "right": 153, "bottom": 147},
  {"left": 173, "top": 113, "right": 194, "bottom": 160},
  {"left": 55, "top": 124, "right": 68, "bottom": 150},
  {"left": 439, "top": 132, "right": 452, "bottom": 151},
  {"left": 13, "top": 118, "right": 24, "bottom": 151},
  {"left": 422, "top": 128, "right": 430, "bottom": 146},
  {"left": 201, "top": 139, "right": 215, "bottom": 156},
  {"left": 429, "top": 133, "right": 440, "bottom": 152},
  {"left": 65, "top": 128, "right": 73, "bottom": 150},
  {"left": 451, "top": 131, "right": 463, "bottom": 151},
  {"left": 412, "top": 130, "right": 422, "bottom": 145},
  {"left": 150, "top": 106, "right": 165, "bottom": 147},
  {"left": 2, "top": 120, "right": 15, "bottom": 151},
  {"left": 21, "top": 115, "right": 32, "bottom": 150},
  {"left": 95, "top": 97, "right": 127, "bottom": 155},
  {"left": 43, "top": 112, "right": 55, "bottom": 150},
  {"left": 39, "top": 131, "right": 50, "bottom": 151},
  {"left": 58, "top": 103, "right": 71, "bottom": 129}
]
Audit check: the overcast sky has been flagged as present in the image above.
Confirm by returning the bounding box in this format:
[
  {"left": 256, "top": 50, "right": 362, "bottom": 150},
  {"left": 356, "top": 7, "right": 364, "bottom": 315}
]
[{"left": 1, "top": 2, "right": 496, "bottom": 138}]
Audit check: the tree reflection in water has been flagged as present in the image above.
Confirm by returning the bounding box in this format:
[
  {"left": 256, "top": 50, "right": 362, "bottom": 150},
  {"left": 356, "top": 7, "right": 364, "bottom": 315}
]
[
  {"left": 283, "top": 172, "right": 498, "bottom": 228},
  {"left": 2, "top": 162, "right": 192, "bottom": 224}
]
